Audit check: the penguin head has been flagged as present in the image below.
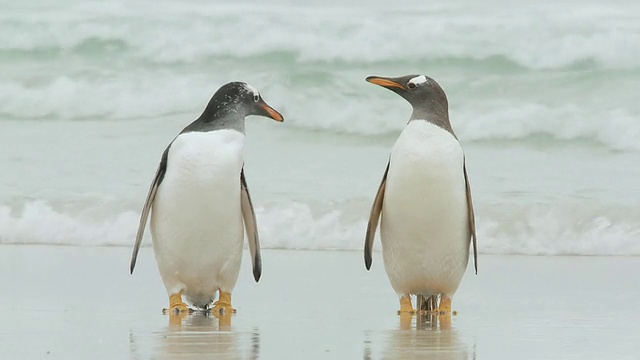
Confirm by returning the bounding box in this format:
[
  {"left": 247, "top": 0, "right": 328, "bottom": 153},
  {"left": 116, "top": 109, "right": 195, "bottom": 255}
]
[
  {"left": 204, "top": 82, "right": 284, "bottom": 122},
  {"left": 365, "top": 74, "right": 448, "bottom": 118}
]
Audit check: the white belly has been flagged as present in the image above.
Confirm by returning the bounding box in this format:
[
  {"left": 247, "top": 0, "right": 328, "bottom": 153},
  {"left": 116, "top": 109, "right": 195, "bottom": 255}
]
[
  {"left": 380, "top": 120, "right": 470, "bottom": 297},
  {"left": 150, "top": 129, "right": 245, "bottom": 307}
]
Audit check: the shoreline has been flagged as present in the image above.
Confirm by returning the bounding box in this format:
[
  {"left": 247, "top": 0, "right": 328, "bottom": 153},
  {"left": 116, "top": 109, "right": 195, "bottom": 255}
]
[
  {"left": 4, "top": 243, "right": 640, "bottom": 258},
  {"left": 2, "top": 245, "right": 639, "bottom": 359}
]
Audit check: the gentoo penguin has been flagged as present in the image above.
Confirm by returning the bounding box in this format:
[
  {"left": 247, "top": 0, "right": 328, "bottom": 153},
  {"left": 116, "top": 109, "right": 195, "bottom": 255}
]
[
  {"left": 363, "top": 74, "right": 477, "bottom": 315},
  {"left": 129, "top": 82, "right": 283, "bottom": 314}
]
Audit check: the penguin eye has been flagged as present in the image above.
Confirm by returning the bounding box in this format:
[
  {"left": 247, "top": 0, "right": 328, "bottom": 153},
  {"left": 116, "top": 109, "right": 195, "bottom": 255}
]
[
  {"left": 407, "top": 82, "right": 417, "bottom": 90},
  {"left": 253, "top": 94, "right": 260, "bottom": 102}
]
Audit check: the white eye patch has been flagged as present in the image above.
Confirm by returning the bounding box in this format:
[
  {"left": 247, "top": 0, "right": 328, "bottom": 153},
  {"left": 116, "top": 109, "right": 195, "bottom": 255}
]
[
  {"left": 244, "top": 83, "right": 260, "bottom": 101},
  {"left": 408, "top": 75, "right": 428, "bottom": 87}
]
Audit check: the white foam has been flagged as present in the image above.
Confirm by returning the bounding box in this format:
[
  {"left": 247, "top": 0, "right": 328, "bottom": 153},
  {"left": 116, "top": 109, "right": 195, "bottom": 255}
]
[
  {"left": 1, "top": 73, "right": 638, "bottom": 152},
  {"left": 1, "top": 1, "right": 639, "bottom": 154},
  {"left": 478, "top": 203, "right": 640, "bottom": 256},
  {"left": 0, "top": 200, "right": 638, "bottom": 256},
  {"left": 453, "top": 102, "right": 640, "bottom": 152},
  {"left": 0, "top": 76, "right": 206, "bottom": 120},
  {"left": 0, "top": 201, "right": 139, "bottom": 246},
  {"left": 1, "top": 2, "right": 640, "bottom": 68}
]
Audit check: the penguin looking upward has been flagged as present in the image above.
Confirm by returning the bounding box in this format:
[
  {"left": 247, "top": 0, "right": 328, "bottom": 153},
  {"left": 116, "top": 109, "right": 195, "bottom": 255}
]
[
  {"left": 130, "top": 82, "right": 283, "bottom": 315},
  {"left": 364, "top": 74, "right": 477, "bottom": 315}
]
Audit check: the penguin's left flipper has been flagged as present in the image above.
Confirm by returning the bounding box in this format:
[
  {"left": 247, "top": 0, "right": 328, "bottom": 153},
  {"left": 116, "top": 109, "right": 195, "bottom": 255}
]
[
  {"left": 241, "top": 167, "right": 262, "bottom": 282},
  {"left": 463, "top": 160, "right": 478, "bottom": 274},
  {"left": 130, "top": 145, "right": 171, "bottom": 274},
  {"left": 364, "top": 161, "right": 389, "bottom": 270}
]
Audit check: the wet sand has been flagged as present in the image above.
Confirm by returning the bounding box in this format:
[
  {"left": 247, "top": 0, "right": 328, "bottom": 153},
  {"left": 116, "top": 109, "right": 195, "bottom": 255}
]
[{"left": 1, "top": 245, "right": 638, "bottom": 359}]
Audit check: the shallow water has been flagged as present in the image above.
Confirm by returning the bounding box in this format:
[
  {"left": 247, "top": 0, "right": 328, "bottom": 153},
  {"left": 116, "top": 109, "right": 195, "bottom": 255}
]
[{"left": 2, "top": 247, "right": 639, "bottom": 359}]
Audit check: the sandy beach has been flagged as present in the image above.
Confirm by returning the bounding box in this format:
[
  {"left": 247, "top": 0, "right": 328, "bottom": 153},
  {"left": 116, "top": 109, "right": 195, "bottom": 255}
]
[{"left": 1, "top": 245, "right": 638, "bottom": 359}]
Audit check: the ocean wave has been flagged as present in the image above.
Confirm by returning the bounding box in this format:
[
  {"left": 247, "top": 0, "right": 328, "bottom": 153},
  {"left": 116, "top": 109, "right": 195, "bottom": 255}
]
[
  {"left": 480, "top": 203, "right": 640, "bottom": 256},
  {"left": 454, "top": 103, "right": 640, "bottom": 152},
  {"left": 2, "top": 2, "right": 639, "bottom": 153},
  {"left": 1, "top": 2, "right": 640, "bottom": 70},
  {"left": 0, "top": 201, "right": 138, "bottom": 247},
  {"left": 1, "top": 74, "right": 638, "bottom": 153},
  {"left": 283, "top": 96, "right": 640, "bottom": 152},
  {"left": 1, "top": 200, "right": 638, "bottom": 256},
  {"left": 0, "top": 76, "right": 205, "bottom": 120}
]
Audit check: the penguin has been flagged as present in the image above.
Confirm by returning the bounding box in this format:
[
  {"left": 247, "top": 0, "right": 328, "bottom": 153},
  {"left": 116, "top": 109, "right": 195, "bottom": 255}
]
[
  {"left": 129, "top": 81, "right": 283, "bottom": 315},
  {"left": 363, "top": 74, "right": 477, "bottom": 315}
]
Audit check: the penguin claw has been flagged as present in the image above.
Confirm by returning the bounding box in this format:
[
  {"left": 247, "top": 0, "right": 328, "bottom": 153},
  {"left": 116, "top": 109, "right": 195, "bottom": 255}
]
[
  {"left": 210, "top": 291, "right": 236, "bottom": 315},
  {"left": 211, "top": 304, "right": 236, "bottom": 316},
  {"left": 162, "top": 306, "right": 192, "bottom": 315},
  {"left": 398, "top": 295, "right": 416, "bottom": 315},
  {"left": 163, "top": 292, "right": 191, "bottom": 315},
  {"left": 437, "top": 295, "right": 452, "bottom": 314}
]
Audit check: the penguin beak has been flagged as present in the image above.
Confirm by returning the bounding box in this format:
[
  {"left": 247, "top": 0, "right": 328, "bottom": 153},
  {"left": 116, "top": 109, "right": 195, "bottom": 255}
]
[
  {"left": 257, "top": 101, "right": 284, "bottom": 122},
  {"left": 366, "top": 76, "right": 406, "bottom": 91}
]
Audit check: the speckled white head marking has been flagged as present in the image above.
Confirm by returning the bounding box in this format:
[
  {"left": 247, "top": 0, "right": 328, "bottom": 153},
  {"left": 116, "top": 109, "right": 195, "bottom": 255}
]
[
  {"left": 408, "top": 75, "right": 428, "bottom": 87},
  {"left": 244, "top": 83, "right": 260, "bottom": 102}
]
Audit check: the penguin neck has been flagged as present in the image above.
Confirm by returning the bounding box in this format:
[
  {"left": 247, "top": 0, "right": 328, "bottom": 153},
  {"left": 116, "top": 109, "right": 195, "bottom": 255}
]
[
  {"left": 409, "top": 102, "right": 455, "bottom": 138},
  {"left": 185, "top": 101, "right": 247, "bottom": 134}
]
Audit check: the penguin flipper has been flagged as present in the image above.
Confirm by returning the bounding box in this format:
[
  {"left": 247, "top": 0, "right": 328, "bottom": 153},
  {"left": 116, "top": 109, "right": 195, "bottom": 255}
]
[
  {"left": 241, "top": 168, "right": 262, "bottom": 282},
  {"left": 364, "top": 162, "right": 389, "bottom": 270},
  {"left": 464, "top": 160, "right": 478, "bottom": 274},
  {"left": 130, "top": 146, "right": 170, "bottom": 274}
]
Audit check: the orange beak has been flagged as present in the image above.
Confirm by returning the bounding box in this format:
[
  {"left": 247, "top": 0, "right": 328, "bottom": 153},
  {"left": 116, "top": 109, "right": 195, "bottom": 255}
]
[
  {"left": 260, "top": 102, "right": 284, "bottom": 122},
  {"left": 366, "top": 76, "right": 406, "bottom": 91}
]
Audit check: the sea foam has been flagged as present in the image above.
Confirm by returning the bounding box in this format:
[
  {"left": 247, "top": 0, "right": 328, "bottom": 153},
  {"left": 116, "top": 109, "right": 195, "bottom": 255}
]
[
  {"left": 1, "top": 2, "right": 639, "bottom": 69},
  {"left": 2, "top": 2, "right": 639, "bottom": 152},
  {"left": 1, "top": 200, "right": 638, "bottom": 256}
]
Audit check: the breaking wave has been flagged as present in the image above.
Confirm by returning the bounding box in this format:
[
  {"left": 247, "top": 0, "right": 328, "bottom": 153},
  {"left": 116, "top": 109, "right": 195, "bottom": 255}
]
[
  {"left": 1, "top": 200, "right": 638, "bottom": 256},
  {"left": 1, "top": 2, "right": 640, "bottom": 69}
]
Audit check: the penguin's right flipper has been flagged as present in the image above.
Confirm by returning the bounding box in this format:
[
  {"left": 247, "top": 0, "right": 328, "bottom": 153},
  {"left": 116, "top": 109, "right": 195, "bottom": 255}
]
[{"left": 130, "top": 145, "right": 170, "bottom": 274}]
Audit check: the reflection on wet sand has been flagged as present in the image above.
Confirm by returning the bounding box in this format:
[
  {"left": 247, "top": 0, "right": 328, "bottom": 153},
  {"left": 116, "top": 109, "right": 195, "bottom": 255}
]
[
  {"left": 367, "top": 313, "right": 474, "bottom": 360},
  {"left": 154, "top": 313, "right": 260, "bottom": 360}
]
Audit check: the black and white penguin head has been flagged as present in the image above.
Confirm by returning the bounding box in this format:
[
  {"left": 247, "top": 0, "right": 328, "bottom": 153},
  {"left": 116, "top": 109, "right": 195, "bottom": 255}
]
[
  {"left": 204, "top": 81, "right": 284, "bottom": 122},
  {"left": 365, "top": 74, "right": 449, "bottom": 113},
  {"left": 366, "top": 75, "right": 455, "bottom": 126}
]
